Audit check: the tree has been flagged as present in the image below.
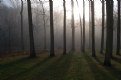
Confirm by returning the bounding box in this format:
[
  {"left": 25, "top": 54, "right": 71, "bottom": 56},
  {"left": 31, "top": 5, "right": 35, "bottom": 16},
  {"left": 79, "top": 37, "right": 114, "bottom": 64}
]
[
  {"left": 63, "top": 0, "right": 66, "bottom": 55},
  {"left": 76, "top": 0, "right": 83, "bottom": 51},
  {"left": 100, "top": 0, "right": 105, "bottom": 54},
  {"left": 27, "top": 0, "right": 36, "bottom": 57},
  {"left": 39, "top": 0, "right": 47, "bottom": 50},
  {"left": 49, "top": 0, "right": 55, "bottom": 57},
  {"left": 89, "top": 1, "right": 91, "bottom": 49},
  {"left": 91, "top": 0, "right": 96, "bottom": 57},
  {"left": 116, "top": 0, "right": 120, "bottom": 55},
  {"left": 71, "top": 0, "right": 75, "bottom": 52},
  {"left": 104, "top": 0, "right": 114, "bottom": 66},
  {"left": 20, "top": 0, "right": 24, "bottom": 51},
  {"left": 82, "top": 0, "right": 85, "bottom": 53}
]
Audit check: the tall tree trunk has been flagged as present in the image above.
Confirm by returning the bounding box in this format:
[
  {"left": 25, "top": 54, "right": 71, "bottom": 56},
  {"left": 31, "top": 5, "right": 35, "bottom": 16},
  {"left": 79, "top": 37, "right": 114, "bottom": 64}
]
[
  {"left": 89, "top": 1, "right": 91, "bottom": 49},
  {"left": 71, "top": 0, "right": 75, "bottom": 52},
  {"left": 49, "top": 0, "right": 55, "bottom": 57},
  {"left": 116, "top": 0, "right": 120, "bottom": 55},
  {"left": 27, "top": 0, "right": 36, "bottom": 57},
  {"left": 39, "top": 0, "right": 47, "bottom": 50},
  {"left": 100, "top": 0, "right": 105, "bottom": 54},
  {"left": 82, "top": 0, "right": 85, "bottom": 53},
  {"left": 20, "top": 0, "right": 24, "bottom": 51},
  {"left": 8, "top": 25, "right": 11, "bottom": 53},
  {"left": 76, "top": 0, "right": 83, "bottom": 51},
  {"left": 63, "top": 0, "right": 66, "bottom": 55},
  {"left": 91, "top": 0, "right": 96, "bottom": 57},
  {"left": 104, "top": 0, "right": 114, "bottom": 66}
]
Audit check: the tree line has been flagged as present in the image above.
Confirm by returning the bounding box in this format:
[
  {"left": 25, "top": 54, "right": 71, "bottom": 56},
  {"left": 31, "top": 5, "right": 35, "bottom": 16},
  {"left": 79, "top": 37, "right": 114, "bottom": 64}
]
[{"left": 0, "top": 0, "right": 120, "bottom": 66}]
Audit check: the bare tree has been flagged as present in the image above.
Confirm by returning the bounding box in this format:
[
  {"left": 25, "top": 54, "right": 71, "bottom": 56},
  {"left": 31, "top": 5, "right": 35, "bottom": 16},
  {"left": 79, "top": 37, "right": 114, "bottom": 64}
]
[
  {"left": 27, "top": 0, "right": 36, "bottom": 57},
  {"left": 20, "top": 0, "right": 24, "bottom": 51},
  {"left": 76, "top": 0, "right": 83, "bottom": 51},
  {"left": 9, "top": 0, "right": 20, "bottom": 8},
  {"left": 63, "top": 0, "right": 66, "bottom": 55},
  {"left": 82, "top": 0, "right": 85, "bottom": 53},
  {"left": 89, "top": 1, "right": 91, "bottom": 49},
  {"left": 91, "top": 0, "right": 96, "bottom": 57},
  {"left": 7, "top": 0, "right": 19, "bottom": 53},
  {"left": 100, "top": 0, "right": 105, "bottom": 54},
  {"left": 49, "top": 0, "right": 55, "bottom": 57},
  {"left": 104, "top": 0, "right": 114, "bottom": 66},
  {"left": 71, "top": 0, "right": 75, "bottom": 52},
  {"left": 39, "top": 0, "right": 47, "bottom": 50},
  {"left": 116, "top": 0, "right": 120, "bottom": 55}
]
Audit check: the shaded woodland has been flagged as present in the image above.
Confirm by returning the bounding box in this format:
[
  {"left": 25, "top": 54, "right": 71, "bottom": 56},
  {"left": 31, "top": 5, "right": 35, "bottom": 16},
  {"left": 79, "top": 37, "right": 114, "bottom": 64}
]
[{"left": 0, "top": 0, "right": 121, "bottom": 80}]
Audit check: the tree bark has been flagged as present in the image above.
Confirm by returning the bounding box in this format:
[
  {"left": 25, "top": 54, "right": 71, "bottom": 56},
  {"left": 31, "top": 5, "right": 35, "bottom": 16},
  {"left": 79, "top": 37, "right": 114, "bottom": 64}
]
[
  {"left": 49, "top": 0, "right": 55, "bottom": 57},
  {"left": 63, "top": 0, "right": 66, "bottom": 55},
  {"left": 89, "top": 1, "right": 91, "bottom": 49},
  {"left": 91, "top": 0, "right": 96, "bottom": 57},
  {"left": 100, "top": 0, "right": 105, "bottom": 54},
  {"left": 71, "top": 0, "right": 75, "bottom": 52},
  {"left": 82, "top": 0, "right": 85, "bottom": 53},
  {"left": 20, "top": 0, "right": 24, "bottom": 51},
  {"left": 27, "top": 0, "right": 36, "bottom": 57},
  {"left": 104, "top": 0, "right": 114, "bottom": 66},
  {"left": 116, "top": 0, "right": 120, "bottom": 55}
]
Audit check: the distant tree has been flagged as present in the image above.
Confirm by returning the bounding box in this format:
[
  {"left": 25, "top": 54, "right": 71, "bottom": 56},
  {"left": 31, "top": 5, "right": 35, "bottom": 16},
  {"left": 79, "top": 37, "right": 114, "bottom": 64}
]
[
  {"left": 89, "top": 1, "right": 91, "bottom": 49},
  {"left": 76, "top": 0, "right": 83, "bottom": 51},
  {"left": 104, "top": 0, "right": 114, "bottom": 66},
  {"left": 116, "top": 0, "right": 120, "bottom": 55},
  {"left": 71, "top": 0, "right": 75, "bottom": 52},
  {"left": 27, "top": 0, "right": 36, "bottom": 57},
  {"left": 20, "top": 0, "right": 24, "bottom": 51},
  {"left": 63, "top": 0, "right": 66, "bottom": 55},
  {"left": 8, "top": 19, "right": 11, "bottom": 53},
  {"left": 91, "top": 0, "right": 96, "bottom": 57},
  {"left": 39, "top": 0, "right": 47, "bottom": 50},
  {"left": 49, "top": 0, "right": 55, "bottom": 57},
  {"left": 100, "top": 0, "right": 105, "bottom": 54},
  {"left": 82, "top": 0, "right": 85, "bottom": 53},
  {"left": 9, "top": 0, "right": 19, "bottom": 8},
  {"left": 8, "top": 0, "right": 19, "bottom": 53}
]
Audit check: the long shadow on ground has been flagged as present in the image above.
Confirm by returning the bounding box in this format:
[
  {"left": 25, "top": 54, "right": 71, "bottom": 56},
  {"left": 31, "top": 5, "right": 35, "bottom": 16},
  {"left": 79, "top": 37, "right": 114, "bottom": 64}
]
[
  {"left": 112, "top": 56, "right": 121, "bottom": 64},
  {"left": 96, "top": 54, "right": 121, "bottom": 80},
  {"left": 2, "top": 54, "right": 72, "bottom": 80},
  {"left": 84, "top": 54, "right": 116, "bottom": 80}
]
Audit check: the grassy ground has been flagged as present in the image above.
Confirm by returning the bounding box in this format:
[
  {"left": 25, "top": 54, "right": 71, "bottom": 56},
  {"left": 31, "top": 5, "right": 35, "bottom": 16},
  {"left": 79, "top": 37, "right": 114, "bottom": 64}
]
[{"left": 0, "top": 52, "right": 121, "bottom": 80}]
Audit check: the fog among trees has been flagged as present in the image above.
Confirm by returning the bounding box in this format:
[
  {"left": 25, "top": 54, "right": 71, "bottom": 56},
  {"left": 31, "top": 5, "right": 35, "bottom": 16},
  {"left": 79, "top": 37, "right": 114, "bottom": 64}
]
[{"left": 0, "top": 0, "right": 121, "bottom": 79}]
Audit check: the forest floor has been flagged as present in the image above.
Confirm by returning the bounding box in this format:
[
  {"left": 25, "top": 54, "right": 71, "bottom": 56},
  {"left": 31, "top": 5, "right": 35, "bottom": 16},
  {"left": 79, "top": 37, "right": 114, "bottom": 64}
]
[{"left": 0, "top": 52, "right": 121, "bottom": 80}]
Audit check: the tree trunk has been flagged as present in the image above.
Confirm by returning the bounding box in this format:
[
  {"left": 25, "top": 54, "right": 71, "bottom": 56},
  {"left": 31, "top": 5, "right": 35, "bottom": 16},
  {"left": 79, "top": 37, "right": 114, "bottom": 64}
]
[
  {"left": 100, "top": 0, "right": 105, "bottom": 54},
  {"left": 116, "top": 0, "right": 120, "bottom": 55},
  {"left": 76, "top": 0, "right": 83, "bottom": 51},
  {"left": 27, "top": 0, "right": 36, "bottom": 57},
  {"left": 8, "top": 25, "right": 11, "bottom": 53},
  {"left": 20, "top": 0, "right": 24, "bottom": 51},
  {"left": 71, "top": 0, "right": 75, "bottom": 52},
  {"left": 39, "top": 0, "right": 47, "bottom": 50},
  {"left": 104, "top": 0, "right": 114, "bottom": 66},
  {"left": 91, "top": 0, "right": 96, "bottom": 57},
  {"left": 89, "top": 1, "right": 91, "bottom": 49},
  {"left": 49, "top": 0, "right": 55, "bottom": 57},
  {"left": 63, "top": 0, "right": 66, "bottom": 55},
  {"left": 82, "top": 0, "right": 85, "bottom": 53}
]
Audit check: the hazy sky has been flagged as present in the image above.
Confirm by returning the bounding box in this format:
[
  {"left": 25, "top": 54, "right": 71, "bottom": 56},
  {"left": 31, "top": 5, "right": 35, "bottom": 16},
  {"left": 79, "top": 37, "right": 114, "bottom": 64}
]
[
  {"left": 3, "top": 0, "right": 11, "bottom": 6},
  {"left": 2, "top": 0, "right": 117, "bottom": 21}
]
